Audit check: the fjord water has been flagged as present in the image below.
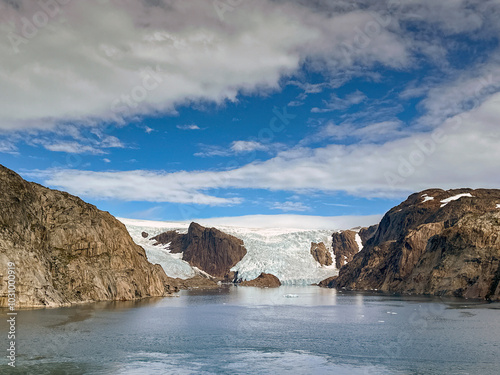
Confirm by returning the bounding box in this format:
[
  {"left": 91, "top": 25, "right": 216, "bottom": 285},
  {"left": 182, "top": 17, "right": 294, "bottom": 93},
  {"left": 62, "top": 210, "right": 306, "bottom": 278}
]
[{"left": 3, "top": 287, "right": 500, "bottom": 375}]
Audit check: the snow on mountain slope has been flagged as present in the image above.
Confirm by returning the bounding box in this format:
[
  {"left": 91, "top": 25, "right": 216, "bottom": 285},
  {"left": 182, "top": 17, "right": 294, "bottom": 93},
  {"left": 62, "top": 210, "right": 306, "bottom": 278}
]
[
  {"left": 119, "top": 219, "right": 194, "bottom": 279},
  {"left": 119, "top": 218, "right": 339, "bottom": 284}
]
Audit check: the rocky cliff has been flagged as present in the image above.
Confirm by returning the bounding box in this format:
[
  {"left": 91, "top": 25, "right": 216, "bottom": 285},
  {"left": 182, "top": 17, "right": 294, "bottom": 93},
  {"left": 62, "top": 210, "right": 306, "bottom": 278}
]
[
  {"left": 323, "top": 189, "right": 500, "bottom": 301},
  {"left": 0, "top": 164, "right": 176, "bottom": 308},
  {"left": 310, "top": 242, "right": 333, "bottom": 266},
  {"left": 331, "top": 230, "right": 359, "bottom": 269},
  {"left": 152, "top": 222, "right": 247, "bottom": 279}
]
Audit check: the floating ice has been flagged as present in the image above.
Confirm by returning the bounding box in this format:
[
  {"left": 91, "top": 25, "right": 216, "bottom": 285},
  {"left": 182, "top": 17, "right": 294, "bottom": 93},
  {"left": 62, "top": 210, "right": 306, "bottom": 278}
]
[
  {"left": 440, "top": 193, "right": 473, "bottom": 207},
  {"left": 284, "top": 294, "right": 299, "bottom": 298}
]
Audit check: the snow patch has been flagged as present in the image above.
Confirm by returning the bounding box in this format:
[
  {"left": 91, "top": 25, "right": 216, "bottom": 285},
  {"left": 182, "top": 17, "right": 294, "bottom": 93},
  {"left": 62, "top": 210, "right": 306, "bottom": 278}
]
[
  {"left": 355, "top": 233, "right": 363, "bottom": 252},
  {"left": 440, "top": 193, "right": 473, "bottom": 207},
  {"left": 422, "top": 196, "right": 434, "bottom": 203},
  {"left": 496, "top": 204, "right": 500, "bottom": 209}
]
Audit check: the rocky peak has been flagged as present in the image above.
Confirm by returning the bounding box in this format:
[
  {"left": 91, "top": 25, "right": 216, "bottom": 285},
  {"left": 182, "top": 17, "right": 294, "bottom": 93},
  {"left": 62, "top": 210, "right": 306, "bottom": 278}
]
[
  {"left": 0, "top": 164, "right": 176, "bottom": 308},
  {"left": 324, "top": 188, "right": 500, "bottom": 301},
  {"left": 152, "top": 222, "right": 247, "bottom": 279},
  {"left": 331, "top": 230, "right": 359, "bottom": 269}
]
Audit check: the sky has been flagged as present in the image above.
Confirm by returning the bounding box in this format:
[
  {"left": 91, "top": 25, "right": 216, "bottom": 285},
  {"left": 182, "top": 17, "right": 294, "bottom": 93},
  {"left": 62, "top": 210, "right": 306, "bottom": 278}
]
[{"left": 0, "top": 0, "right": 500, "bottom": 226}]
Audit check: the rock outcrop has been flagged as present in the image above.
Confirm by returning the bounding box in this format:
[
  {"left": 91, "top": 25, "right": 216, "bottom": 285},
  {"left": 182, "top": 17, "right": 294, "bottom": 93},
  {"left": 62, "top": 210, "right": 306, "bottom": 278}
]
[
  {"left": 358, "top": 224, "right": 378, "bottom": 245},
  {"left": 310, "top": 242, "right": 333, "bottom": 266},
  {"left": 322, "top": 188, "right": 500, "bottom": 301},
  {"left": 171, "top": 275, "right": 219, "bottom": 290},
  {"left": 152, "top": 222, "right": 247, "bottom": 279},
  {"left": 240, "top": 273, "right": 281, "bottom": 287},
  {"left": 0, "top": 164, "right": 176, "bottom": 308},
  {"left": 331, "top": 230, "right": 359, "bottom": 269}
]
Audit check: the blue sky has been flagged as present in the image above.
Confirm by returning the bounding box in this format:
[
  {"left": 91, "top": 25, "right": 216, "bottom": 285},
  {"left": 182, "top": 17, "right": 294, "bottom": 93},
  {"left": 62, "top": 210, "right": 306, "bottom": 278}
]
[{"left": 1, "top": 0, "right": 500, "bottom": 225}]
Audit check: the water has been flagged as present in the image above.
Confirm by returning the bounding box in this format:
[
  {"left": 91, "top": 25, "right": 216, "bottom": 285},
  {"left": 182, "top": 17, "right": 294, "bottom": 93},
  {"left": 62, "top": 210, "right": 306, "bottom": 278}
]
[{"left": 2, "top": 286, "right": 500, "bottom": 374}]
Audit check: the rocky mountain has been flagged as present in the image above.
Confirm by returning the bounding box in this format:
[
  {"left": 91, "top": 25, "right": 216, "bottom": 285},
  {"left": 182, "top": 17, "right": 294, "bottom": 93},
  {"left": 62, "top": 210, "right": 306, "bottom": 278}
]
[
  {"left": 310, "top": 242, "right": 333, "bottom": 266},
  {"left": 322, "top": 189, "right": 500, "bottom": 301},
  {"left": 330, "top": 225, "right": 378, "bottom": 269},
  {"left": 331, "top": 230, "right": 359, "bottom": 269},
  {"left": 240, "top": 273, "right": 281, "bottom": 287},
  {"left": 152, "top": 222, "right": 247, "bottom": 279},
  {"left": 0, "top": 164, "right": 176, "bottom": 308}
]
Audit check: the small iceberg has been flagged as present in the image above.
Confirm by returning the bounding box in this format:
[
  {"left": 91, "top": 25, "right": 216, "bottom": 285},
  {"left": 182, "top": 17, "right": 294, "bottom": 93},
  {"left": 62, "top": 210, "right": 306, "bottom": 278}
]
[{"left": 284, "top": 294, "right": 299, "bottom": 298}]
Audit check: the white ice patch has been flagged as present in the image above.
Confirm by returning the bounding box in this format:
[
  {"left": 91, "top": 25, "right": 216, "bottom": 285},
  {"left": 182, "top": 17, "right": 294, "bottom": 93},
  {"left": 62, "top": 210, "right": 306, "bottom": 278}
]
[
  {"left": 422, "top": 196, "right": 434, "bottom": 203},
  {"left": 440, "top": 193, "right": 473, "bottom": 207},
  {"left": 119, "top": 218, "right": 194, "bottom": 279},
  {"left": 119, "top": 218, "right": 340, "bottom": 285},
  {"left": 355, "top": 233, "right": 363, "bottom": 252},
  {"left": 227, "top": 226, "right": 338, "bottom": 285}
]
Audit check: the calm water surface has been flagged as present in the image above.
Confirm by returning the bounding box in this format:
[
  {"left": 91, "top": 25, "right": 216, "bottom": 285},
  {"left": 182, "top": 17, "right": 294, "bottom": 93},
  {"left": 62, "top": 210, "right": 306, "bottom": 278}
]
[{"left": 2, "top": 286, "right": 500, "bottom": 374}]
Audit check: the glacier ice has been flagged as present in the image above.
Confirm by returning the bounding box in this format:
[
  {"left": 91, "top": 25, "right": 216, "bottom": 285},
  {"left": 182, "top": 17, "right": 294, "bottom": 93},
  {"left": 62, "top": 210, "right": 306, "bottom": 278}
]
[
  {"left": 119, "top": 218, "right": 339, "bottom": 285},
  {"left": 119, "top": 219, "right": 194, "bottom": 279}
]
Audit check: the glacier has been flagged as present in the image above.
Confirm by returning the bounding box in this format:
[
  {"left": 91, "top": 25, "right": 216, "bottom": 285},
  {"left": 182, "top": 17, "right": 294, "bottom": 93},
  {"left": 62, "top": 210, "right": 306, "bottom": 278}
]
[{"left": 119, "top": 218, "right": 339, "bottom": 285}]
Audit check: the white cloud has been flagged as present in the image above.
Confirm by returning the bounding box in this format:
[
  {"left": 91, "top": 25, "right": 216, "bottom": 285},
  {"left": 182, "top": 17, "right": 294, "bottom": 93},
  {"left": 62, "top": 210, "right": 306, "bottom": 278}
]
[
  {"left": 103, "top": 158, "right": 111, "bottom": 163},
  {"left": 0, "top": 140, "right": 18, "bottom": 154},
  {"left": 195, "top": 140, "right": 283, "bottom": 157},
  {"left": 29, "top": 91, "right": 500, "bottom": 202},
  {"left": 231, "top": 141, "right": 268, "bottom": 153},
  {"left": 194, "top": 214, "right": 382, "bottom": 230},
  {"left": 176, "top": 124, "right": 201, "bottom": 130},
  {"left": 303, "top": 120, "right": 407, "bottom": 144},
  {"left": 0, "top": 0, "right": 420, "bottom": 132},
  {"left": 43, "top": 142, "right": 106, "bottom": 155},
  {"left": 26, "top": 168, "right": 243, "bottom": 206},
  {"left": 271, "top": 201, "right": 310, "bottom": 212},
  {"left": 311, "top": 90, "right": 366, "bottom": 113},
  {"left": 118, "top": 214, "right": 382, "bottom": 230}
]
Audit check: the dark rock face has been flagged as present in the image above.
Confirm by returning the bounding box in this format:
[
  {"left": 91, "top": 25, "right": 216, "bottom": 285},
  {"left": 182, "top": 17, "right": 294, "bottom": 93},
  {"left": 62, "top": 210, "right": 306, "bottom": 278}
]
[
  {"left": 152, "top": 222, "right": 247, "bottom": 279},
  {"left": 331, "top": 230, "right": 359, "bottom": 269},
  {"left": 310, "top": 242, "right": 333, "bottom": 266},
  {"left": 141, "top": 231, "right": 149, "bottom": 238},
  {"left": 358, "top": 224, "right": 378, "bottom": 245},
  {"left": 240, "top": 273, "right": 281, "bottom": 287},
  {"left": 323, "top": 188, "right": 500, "bottom": 301},
  {"left": 0, "top": 164, "right": 176, "bottom": 308}
]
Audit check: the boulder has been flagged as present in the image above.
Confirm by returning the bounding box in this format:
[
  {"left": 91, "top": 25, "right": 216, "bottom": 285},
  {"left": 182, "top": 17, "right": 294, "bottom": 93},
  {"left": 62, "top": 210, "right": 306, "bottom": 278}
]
[
  {"left": 240, "top": 273, "right": 281, "bottom": 287},
  {"left": 310, "top": 242, "right": 333, "bottom": 266}
]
